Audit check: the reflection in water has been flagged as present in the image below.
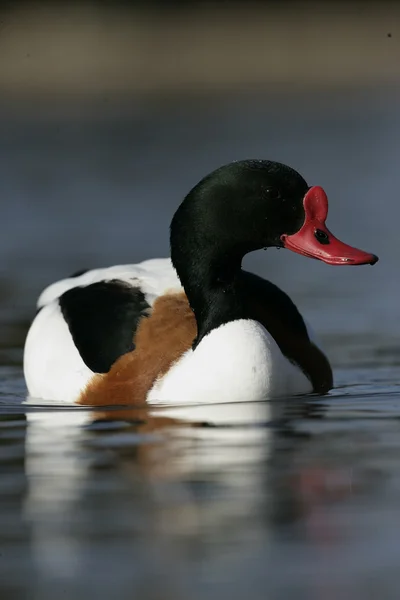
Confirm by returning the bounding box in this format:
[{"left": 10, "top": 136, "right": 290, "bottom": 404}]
[
  {"left": 0, "top": 412, "right": 33, "bottom": 599},
  {"left": 11, "top": 397, "right": 373, "bottom": 599}
]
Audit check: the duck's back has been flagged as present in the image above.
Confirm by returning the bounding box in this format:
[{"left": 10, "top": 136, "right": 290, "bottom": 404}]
[{"left": 24, "top": 258, "right": 182, "bottom": 402}]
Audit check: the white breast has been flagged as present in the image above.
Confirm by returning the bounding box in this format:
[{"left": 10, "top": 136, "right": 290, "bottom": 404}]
[{"left": 148, "top": 319, "right": 313, "bottom": 409}]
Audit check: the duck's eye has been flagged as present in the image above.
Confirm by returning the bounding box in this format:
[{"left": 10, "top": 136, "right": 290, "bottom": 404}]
[
  {"left": 314, "top": 229, "right": 330, "bottom": 244},
  {"left": 264, "top": 187, "right": 281, "bottom": 200}
]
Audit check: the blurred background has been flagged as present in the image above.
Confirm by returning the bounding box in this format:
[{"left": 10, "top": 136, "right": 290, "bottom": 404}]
[
  {"left": 1, "top": 0, "right": 399, "bottom": 366},
  {"left": 2, "top": 3, "right": 400, "bottom": 600}
]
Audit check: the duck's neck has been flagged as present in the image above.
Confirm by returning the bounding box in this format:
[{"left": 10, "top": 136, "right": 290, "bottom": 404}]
[
  {"left": 171, "top": 235, "right": 250, "bottom": 347},
  {"left": 169, "top": 171, "right": 271, "bottom": 346}
]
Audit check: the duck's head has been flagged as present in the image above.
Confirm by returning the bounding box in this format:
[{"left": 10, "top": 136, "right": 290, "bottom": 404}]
[{"left": 171, "top": 160, "right": 378, "bottom": 269}]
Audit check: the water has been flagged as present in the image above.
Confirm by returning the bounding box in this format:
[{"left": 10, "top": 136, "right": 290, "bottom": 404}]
[{"left": 1, "top": 87, "right": 400, "bottom": 598}]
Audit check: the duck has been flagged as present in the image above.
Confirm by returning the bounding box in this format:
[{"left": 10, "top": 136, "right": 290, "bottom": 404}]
[{"left": 23, "top": 160, "right": 378, "bottom": 407}]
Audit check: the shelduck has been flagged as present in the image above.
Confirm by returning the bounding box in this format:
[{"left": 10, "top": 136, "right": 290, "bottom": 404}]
[{"left": 23, "top": 160, "right": 378, "bottom": 406}]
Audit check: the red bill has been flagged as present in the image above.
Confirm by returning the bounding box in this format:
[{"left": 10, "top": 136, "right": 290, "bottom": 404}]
[{"left": 281, "top": 186, "right": 378, "bottom": 266}]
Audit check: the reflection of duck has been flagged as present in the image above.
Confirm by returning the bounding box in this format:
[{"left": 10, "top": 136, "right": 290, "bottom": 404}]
[
  {"left": 24, "top": 160, "right": 377, "bottom": 406},
  {"left": 88, "top": 401, "right": 356, "bottom": 546},
  {"left": 21, "top": 396, "right": 366, "bottom": 594}
]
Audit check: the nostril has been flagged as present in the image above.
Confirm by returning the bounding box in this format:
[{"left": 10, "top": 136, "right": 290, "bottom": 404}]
[{"left": 314, "top": 229, "right": 330, "bottom": 245}]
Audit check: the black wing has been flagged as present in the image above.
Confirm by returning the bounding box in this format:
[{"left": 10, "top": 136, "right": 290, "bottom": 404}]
[
  {"left": 241, "top": 270, "right": 309, "bottom": 339},
  {"left": 59, "top": 279, "right": 150, "bottom": 373}
]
